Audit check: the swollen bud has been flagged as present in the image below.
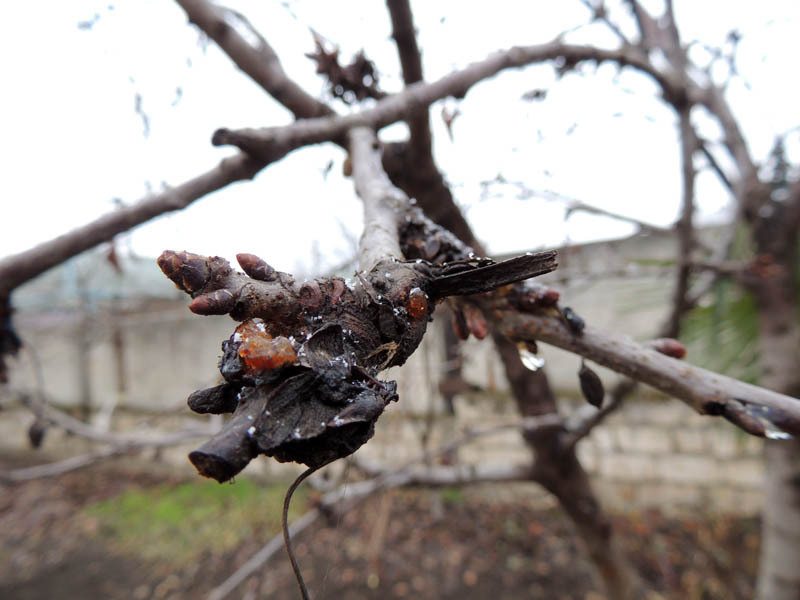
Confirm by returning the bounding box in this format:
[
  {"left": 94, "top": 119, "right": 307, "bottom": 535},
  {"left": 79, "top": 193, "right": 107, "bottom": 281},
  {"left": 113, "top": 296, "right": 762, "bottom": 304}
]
[
  {"left": 578, "top": 361, "right": 604, "bottom": 408},
  {"left": 647, "top": 338, "right": 687, "bottom": 359},
  {"left": 27, "top": 419, "right": 47, "bottom": 448},
  {"left": 462, "top": 304, "right": 488, "bottom": 340},
  {"left": 237, "top": 253, "right": 277, "bottom": 282}
]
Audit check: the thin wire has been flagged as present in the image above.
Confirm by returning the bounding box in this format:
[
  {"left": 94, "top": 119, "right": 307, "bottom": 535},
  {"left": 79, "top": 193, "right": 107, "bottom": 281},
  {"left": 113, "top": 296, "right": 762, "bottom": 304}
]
[{"left": 282, "top": 464, "right": 323, "bottom": 600}]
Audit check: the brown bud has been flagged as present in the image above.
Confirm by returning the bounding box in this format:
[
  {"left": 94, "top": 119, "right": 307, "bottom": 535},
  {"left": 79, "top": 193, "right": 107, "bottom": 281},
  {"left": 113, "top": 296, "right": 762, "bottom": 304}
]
[
  {"left": 298, "top": 280, "right": 323, "bottom": 309},
  {"left": 462, "top": 304, "right": 488, "bottom": 340},
  {"left": 513, "top": 282, "right": 561, "bottom": 311},
  {"left": 237, "top": 253, "right": 277, "bottom": 281},
  {"left": 330, "top": 278, "right": 346, "bottom": 305},
  {"left": 647, "top": 338, "right": 687, "bottom": 359},
  {"left": 189, "top": 289, "right": 236, "bottom": 315},
  {"left": 578, "top": 361, "right": 604, "bottom": 408},
  {"left": 158, "top": 250, "right": 210, "bottom": 293},
  {"left": 541, "top": 288, "right": 560, "bottom": 305},
  {"left": 27, "top": 420, "right": 47, "bottom": 448}
]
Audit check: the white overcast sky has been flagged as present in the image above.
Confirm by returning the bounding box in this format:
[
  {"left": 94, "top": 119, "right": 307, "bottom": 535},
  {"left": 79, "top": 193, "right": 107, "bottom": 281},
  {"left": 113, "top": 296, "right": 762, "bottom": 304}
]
[{"left": 2, "top": 1, "right": 799, "bottom": 276}]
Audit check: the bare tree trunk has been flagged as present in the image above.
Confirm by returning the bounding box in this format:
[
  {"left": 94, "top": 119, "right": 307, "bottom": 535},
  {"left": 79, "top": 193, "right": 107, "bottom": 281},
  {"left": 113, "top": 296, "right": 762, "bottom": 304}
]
[
  {"left": 750, "top": 198, "right": 800, "bottom": 600},
  {"left": 493, "top": 335, "right": 644, "bottom": 600},
  {"left": 753, "top": 274, "right": 800, "bottom": 600}
]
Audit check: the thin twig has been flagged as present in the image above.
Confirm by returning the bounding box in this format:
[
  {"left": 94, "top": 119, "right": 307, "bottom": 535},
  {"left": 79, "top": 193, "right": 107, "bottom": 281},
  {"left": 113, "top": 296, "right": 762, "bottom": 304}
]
[
  {"left": 578, "top": 0, "right": 630, "bottom": 44},
  {"left": 662, "top": 108, "right": 697, "bottom": 338},
  {"left": 349, "top": 126, "right": 405, "bottom": 270},
  {"left": 534, "top": 188, "right": 671, "bottom": 235},
  {"left": 493, "top": 308, "right": 800, "bottom": 420},
  {"left": 563, "top": 378, "right": 634, "bottom": 450},
  {"left": 385, "top": 0, "right": 432, "bottom": 157},
  {"left": 175, "top": 0, "right": 333, "bottom": 119},
  {"left": 282, "top": 465, "right": 323, "bottom": 600},
  {"left": 205, "top": 416, "right": 560, "bottom": 600},
  {"left": 697, "top": 140, "right": 734, "bottom": 193},
  {"left": 212, "top": 40, "right": 687, "bottom": 160},
  {"left": 0, "top": 153, "right": 262, "bottom": 297},
  {"left": 0, "top": 428, "right": 207, "bottom": 483}
]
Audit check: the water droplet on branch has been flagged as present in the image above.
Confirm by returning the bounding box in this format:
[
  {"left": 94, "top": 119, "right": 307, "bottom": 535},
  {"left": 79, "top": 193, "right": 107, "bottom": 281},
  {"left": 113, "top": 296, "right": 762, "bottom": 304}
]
[
  {"left": 518, "top": 345, "right": 545, "bottom": 371},
  {"left": 743, "top": 404, "right": 794, "bottom": 440}
]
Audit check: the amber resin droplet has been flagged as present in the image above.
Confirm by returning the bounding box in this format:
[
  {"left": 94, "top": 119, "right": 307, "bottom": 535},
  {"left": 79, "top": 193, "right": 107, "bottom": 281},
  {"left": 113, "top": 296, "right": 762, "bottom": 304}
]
[
  {"left": 406, "top": 287, "right": 428, "bottom": 319},
  {"left": 234, "top": 320, "right": 296, "bottom": 374}
]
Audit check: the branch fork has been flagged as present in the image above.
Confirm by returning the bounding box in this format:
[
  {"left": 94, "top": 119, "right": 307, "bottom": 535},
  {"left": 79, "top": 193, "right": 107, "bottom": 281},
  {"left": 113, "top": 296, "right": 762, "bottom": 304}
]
[{"left": 158, "top": 240, "right": 557, "bottom": 482}]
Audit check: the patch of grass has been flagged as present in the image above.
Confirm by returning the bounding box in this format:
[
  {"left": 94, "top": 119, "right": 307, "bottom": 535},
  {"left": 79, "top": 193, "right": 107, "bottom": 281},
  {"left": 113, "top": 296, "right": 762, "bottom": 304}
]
[
  {"left": 628, "top": 257, "right": 676, "bottom": 267},
  {"left": 440, "top": 486, "right": 465, "bottom": 504},
  {"left": 84, "top": 478, "right": 308, "bottom": 566}
]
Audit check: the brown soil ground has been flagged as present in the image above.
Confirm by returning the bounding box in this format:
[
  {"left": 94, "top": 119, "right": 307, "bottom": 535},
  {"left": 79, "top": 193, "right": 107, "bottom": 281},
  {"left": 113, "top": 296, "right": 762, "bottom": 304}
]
[{"left": 0, "top": 452, "right": 759, "bottom": 600}]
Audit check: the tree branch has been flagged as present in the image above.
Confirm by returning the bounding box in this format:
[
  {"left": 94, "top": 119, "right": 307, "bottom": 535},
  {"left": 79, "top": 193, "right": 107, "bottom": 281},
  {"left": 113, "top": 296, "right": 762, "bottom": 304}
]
[
  {"left": 211, "top": 41, "right": 688, "bottom": 160},
  {"left": 492, "top": 307, "right": 800, "bottom": 428},
  {"left": 578, "top": 0, "right": 630, "bottom": 45},
  {"left": 174, "top": 0, "right": 333, "bottom": 119},
  {"left": 157, "top": 164, "right": 556, "bottom": 482},
  {"left": 355, "top": 460, "right": 532, "bottom": 487},
  {"left": 534, "top": 188, "right": 672, "bottom": 235},
  {"left": 662, "top": 108, "right": 697, "bottom": 338},
  {"left": 699, "top": 86, "right": 758, "bottom": 186},
  {"left": 697, "top": 139, "right": 734, "bottom": 193},
  {"left": 0, "top": 153, "right": 263, "bottom": 298},
  {"left": 385, "top": 0, "right": 432, "bottom": 157},
  {"left": 13, "top": 390, "right": 208, "bottom": 446},
  {"left": 0, "top": 428, "right": 205, "bottom": 483},
  {"left": 562, "top": 378, "right": 633, "bottom": 450},
  {"left": 0, "top": 389, "right": 210, "bottom": 483},
  {"left": 205, "top": 415, "right": 557, "bottom": 600},
  {"left": 349, "top": 126, "right": 405, "bottom": 270}
]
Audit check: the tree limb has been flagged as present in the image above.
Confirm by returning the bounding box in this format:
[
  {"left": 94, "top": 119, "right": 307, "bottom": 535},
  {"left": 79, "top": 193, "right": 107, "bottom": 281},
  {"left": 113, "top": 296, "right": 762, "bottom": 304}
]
[
  {"left": 697, "top": 139, "right": 734, "bottom": 193},
  {"left": 14, "top": 390, "right": 209, "bottom": 446},
  {"left": 385, "top": 0, "right": 432, "bottom": 158},
  {"left": 578, "top": 0, "right": 630, "bottom": 45},
  {"left": 0, "top": 428, "right": 206, "bottom": 483},
  {"left": 157, "top": 154, "right": 556, "bottom": 482},
  {"left": 211, "top": 41, "right": 688, "bottom": 160},
  {"left": 562, "top": 378, "right": 633, "bottom": 450},
  {"left": 175, "top": 0, "right": 333, "bottom": 119},
  {"left": 349, "top": 126, "right": 405, "bottom": 270},
  {"left": 0, "top": 153, "right": 263, "bottom": 298},
  {"left": 662, "top": 108, "right": 697, "bottom": 338},
  {"left": 533, "top": 188, "right": 672, "bottom": 235},
  {"left": 491, "top": 307, "right": 800, "bottom": 427}
]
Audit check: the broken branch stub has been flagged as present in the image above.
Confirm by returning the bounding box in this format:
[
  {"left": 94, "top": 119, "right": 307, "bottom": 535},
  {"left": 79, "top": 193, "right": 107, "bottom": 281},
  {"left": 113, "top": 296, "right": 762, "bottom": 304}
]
[{"left": 159, "top": 245, "right": 558, "bottom": 482}]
